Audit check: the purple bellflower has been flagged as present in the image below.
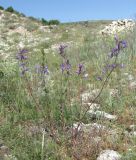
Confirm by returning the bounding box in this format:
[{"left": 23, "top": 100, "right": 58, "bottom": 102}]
[
  {"left": 60, "top": 59, "right": 71, "bottom": 75},
  {"left": 16, "top": 49, "right": 29, "bottom": 76},
  {"left": 108, "top": 36, "right": 127, "bottom": 58},
  {"left": 16, "top": 49, "right": 28, "bottom": 60},
  {"left": 35, "top": 64, "right": 49, "bottom": 75},
  {"left": 59, "top": 44, "right": 67, "bottom": 58},
  {"left": 42, "top": 65, "right": 49, "bottom": 75},
  {"left": 76, "top": 64, "right": 84, "bottom": 75}
]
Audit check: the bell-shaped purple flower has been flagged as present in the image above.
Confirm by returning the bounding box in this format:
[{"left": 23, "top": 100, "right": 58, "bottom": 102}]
[
  {"left": 119, "top": 40, "right": 127, "bottom": 48},
  {"left": 60, "top": 59, "right": 71, "bottom": 75},
  {"left": 76, "top": 64, "right": 84, "bottom": 75},
  {"left": 59, "top": 44, "right": 67, "bottom": 58},
  {"left": 16, "top": 49, "right": 28, "bottom": 60},
  {"left": 108, "top": 36, "right": 127, "bottom": 58},
  {"left": 43, "top": 65, "right": 49, "bottom": 75},
  {"left": 16, "top": 49, "right": 29, "bottom": 76},
  {"left": 35, "top": 64, "right": 49, "bottom": 75}
]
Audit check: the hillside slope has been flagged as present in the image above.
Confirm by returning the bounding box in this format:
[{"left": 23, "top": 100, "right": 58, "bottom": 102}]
[
  {"left": 0, "top": 9, "right": 111, "bottom": 61},
  {"left": 0, "top": 9, "right": 136, "bottom": 160}
]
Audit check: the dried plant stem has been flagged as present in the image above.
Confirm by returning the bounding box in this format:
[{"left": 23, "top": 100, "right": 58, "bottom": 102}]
[{"left": 41, "top": 129, "right": 45, "bottom": 160}]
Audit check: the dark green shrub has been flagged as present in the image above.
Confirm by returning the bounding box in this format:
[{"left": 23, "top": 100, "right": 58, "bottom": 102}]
[
  {"left": 29, "top": 16, "right": 38, "bottom": 21},
  {"left": 20, "top": 13, "right": 26, "bottom": 17},
  {"left": 0, "top": 6, "right": 4, "bottom": 10},
  {"left": 48, "top": 19, "right": 60, "bottom": 25},
  {"left": 5, "top": 6, "right": 24, "bottom": 17},
  {"left": 13, "top": 10, "right": 20, "bottom": 15},
  {"left": 41, "top": 18, "right": 49, "bottom": 25},
  {"left": 6, "top": 6, "right": 14, "bottom": 13}
]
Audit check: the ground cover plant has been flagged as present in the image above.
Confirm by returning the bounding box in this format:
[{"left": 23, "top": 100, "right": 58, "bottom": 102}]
[{"left": 0, "top": 8, "right": 136, "bottom": 160}]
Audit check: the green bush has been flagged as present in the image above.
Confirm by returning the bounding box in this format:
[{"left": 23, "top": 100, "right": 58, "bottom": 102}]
[
  {"left": 41, "top": 18, "right": 60, "bottom": 25},
  {"left": 29, "top": 16, "right": 38, "bottom": 21},
  {"left": 41, "top": 18, "right": 49, "bottom": 25},
  {"left": 6, "top": 6, "right": 14, "bottom": 13},
  {"left": 20, "top": 13, "right": 26, "bottom": 17},
  {"left": 48, "top": 19, "right": 60, "bottom": 25},
  {"left": 0, "top": 6, "right": 4, "bottom": 10},
  {"left": 13, "top": 10, "right": 20, "bottom": 15}
]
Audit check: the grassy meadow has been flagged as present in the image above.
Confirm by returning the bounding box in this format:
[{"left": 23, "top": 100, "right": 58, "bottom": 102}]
[{"left": 0, "top": 9, "right": 136, "bottom": 160}]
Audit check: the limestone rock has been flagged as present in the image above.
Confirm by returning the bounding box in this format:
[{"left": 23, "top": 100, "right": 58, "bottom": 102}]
[
  {"left": 99, "top": 19, "right": 135, "bottom": 35},
  {"left": 72, "top": 122, "right": 106, "bottom": 133},
  {"left": 81, "top": 89, "right": 100, "bottom": 103},
  {"left": 87, "top": 110, "right": 117, "bottom": 121},
  {"left": 129, "top": 81, "right": 136, "bottom": 90},
  {"left": 97, "top": 150, "right": 121, "bottom": 160}
]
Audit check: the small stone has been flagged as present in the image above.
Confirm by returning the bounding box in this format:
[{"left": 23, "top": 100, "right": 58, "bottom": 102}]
[
  {"left": 81, "top": 89, "right": 100, "bottom": 102},
  {"left": 81, "top": 92, "right": 93, "bottom": 102},
  {"left": 87, "top": 110, "right": 117, "bottom": 121},
  {"left": 129, "top": 125, "right": 136, "bottom": 131},
  {"left": 127, "top": 74, "right": 134, "bottom": 81},
  {"left": 4, "top": 154, "right": 17, "bottom": 160},
  {"left": 129, "top": 81, "right": 136, "bottom": 89},
  {"left": 123, "top": 72, "right": 129, "bottom": 76},
  {"left": 18, "top": 42, "right": 25, "bottom": 49},
  {"left": 124, "top": 130, "right": 136, "bottom": 137},
  {"left": 0, "top": 145, "right": 9, "bottom": 155},
  {"left": 129, "top": 131, "right": 136, "bottom": 137},
  {"left": 97, "top": 150, "right": 121, "bottom": 160},
  {"left": 73, "top": 122, "right": 84, "bottom": 132},
  {"left": 82, "top": 123, "right": 106, "bottom": 133},
  {"left": 109, "top": 89, "right": 118, "bottom": 97},
  {"left": 72, "top": 122, "right": 107, "bottom": 134}
]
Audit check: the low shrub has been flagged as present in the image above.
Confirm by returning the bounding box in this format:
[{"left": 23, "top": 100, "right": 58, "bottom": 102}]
[
  {"left": 48, "top": 19, "right": 60, "bottom": 25},
  {"left": 6, "top": 6, "right": 14, "bottom": 13},
  {"left": 41, "top": 18, "right": 49, "bottom": 25},
  {"left": 0, "top": 6, "right": 4, "bottom": 10}
]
